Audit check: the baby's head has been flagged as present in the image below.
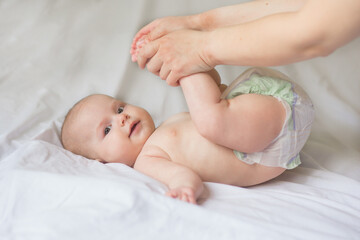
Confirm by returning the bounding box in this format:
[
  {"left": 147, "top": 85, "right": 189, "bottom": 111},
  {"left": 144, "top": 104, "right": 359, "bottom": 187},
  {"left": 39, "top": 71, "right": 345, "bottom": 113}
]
[{"left": 61, "top": 94, "right": 155, "bottom": 166}]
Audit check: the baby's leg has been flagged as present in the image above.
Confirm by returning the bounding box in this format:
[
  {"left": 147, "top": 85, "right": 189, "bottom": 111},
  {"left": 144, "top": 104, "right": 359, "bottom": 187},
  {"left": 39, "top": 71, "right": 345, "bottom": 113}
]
[
  {"left": 219, "top": 93, "right": 286, "bottom": 153},
  {"left": 131, "top": 35, "right": 149, "bottom": 62},
  {"left": 235, "top": 162, "right": 286, "bottom": 187},
  {"left": 180, "top": 72, "right": 286, "bottom": 154},
  {"left": 207, "top": 69, "right": 228, "bottom": 94}
]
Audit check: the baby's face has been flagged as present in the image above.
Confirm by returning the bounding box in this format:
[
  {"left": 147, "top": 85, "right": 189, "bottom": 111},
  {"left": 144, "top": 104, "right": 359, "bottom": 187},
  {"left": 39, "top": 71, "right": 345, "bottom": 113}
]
[{"left": 75, "top": 94, "right": 155, "bottom": 166}]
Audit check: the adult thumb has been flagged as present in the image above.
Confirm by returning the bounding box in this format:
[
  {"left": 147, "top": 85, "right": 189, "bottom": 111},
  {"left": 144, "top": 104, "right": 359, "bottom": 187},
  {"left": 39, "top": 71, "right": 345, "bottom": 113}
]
[{"left": 148, "top": 26, "right": 167, "bottom": 41}]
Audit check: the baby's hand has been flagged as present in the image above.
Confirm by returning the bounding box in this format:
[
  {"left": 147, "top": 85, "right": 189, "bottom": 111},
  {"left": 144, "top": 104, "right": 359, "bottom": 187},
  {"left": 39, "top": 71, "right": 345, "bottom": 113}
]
[{"left": 166, "top": 187, "right": 197, "bottom": 204}]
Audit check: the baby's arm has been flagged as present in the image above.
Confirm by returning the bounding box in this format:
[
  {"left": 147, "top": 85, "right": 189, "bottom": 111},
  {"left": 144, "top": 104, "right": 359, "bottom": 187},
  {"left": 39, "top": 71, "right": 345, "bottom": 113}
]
[
  {"left": 134, "top": 145, "right": 204, "bottom": 204},
  {"left": 179, "top": 71, "right": 285, "bottom": 154}
]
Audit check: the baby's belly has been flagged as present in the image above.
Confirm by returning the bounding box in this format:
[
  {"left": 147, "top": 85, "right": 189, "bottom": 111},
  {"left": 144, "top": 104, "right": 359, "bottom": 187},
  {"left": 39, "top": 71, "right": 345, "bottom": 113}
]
[{"left": 161, "top": 118, "right": 247, "bottom": 185}]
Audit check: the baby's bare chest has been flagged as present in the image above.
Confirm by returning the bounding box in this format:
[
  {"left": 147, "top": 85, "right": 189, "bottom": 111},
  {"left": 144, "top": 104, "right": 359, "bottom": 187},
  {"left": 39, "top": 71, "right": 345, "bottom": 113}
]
[{"left": 146, "top": 113, "right": 238, "bottom": 176}]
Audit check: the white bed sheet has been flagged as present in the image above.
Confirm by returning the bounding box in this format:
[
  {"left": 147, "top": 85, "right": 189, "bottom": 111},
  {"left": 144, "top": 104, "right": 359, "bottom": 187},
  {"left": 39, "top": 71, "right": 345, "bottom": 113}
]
[{"left": 0, "top": 0, "right": 359, "bottom": 239}]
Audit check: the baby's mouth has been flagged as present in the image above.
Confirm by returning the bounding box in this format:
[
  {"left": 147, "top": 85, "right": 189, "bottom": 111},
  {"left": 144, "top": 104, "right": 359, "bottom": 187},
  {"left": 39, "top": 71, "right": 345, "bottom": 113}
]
[{"left": 129, "top": 121, "right": 140, "bottom": 137}]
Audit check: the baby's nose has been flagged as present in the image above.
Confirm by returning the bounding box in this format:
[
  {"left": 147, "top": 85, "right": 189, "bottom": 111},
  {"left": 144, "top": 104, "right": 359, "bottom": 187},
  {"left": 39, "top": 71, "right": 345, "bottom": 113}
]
[{"left": 116, "top": 113, "right": 130, "bottom": 126}]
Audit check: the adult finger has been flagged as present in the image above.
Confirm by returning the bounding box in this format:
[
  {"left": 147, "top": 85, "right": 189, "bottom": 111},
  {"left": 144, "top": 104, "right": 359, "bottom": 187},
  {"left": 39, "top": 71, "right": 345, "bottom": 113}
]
[
  {"left": 131, "top": 24, "right": 153, "bottom": 49},
  {"left": 159, "top": 64, "right": 171, "bottom": 81},
  {"left": 137, "top": 41, "right": 159, "bottom": 69},
  {"left": 148, "top": 25, "right": 167, "bottom": 41},
  {"left": 166, "top": 71, "right": 181, "bottom": 87},
  {"left": 146, "top": 55, "right": 163, "bottom": 75}
]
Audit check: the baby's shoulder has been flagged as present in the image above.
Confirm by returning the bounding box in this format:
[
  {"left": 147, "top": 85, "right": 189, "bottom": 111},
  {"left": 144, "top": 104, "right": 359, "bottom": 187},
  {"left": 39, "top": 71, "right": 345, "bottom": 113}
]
[
  {"left": 161, "top": 112, "right": 190, "bottom": 126},
  {"left": 143, "top": 112, "right": 190, "bottom": 153}
]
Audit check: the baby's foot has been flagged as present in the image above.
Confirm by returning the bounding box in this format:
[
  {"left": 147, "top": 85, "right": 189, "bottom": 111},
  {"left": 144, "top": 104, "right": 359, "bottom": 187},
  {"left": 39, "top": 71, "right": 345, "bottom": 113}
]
[{"left": 131, "top": 35, "right": 149, "bottom": 62}]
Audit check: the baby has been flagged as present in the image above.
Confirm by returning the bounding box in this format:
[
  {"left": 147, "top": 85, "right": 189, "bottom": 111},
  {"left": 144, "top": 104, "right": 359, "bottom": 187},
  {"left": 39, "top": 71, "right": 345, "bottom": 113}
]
[{"left": 61, "top": 67, "right": 314, "bottom": 204}]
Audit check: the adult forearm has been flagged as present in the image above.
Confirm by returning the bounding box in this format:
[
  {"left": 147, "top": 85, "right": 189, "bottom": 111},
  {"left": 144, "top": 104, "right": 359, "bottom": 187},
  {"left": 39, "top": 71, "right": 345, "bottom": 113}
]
[
  {"left": 204, "top": 12, "right": 319, "bottom": 67},
  {"left": 204, "top": 0, "right": 360, "bottom": 67},
  {"left": 197, "top": 0, "right": 305, "bottom": 30}
]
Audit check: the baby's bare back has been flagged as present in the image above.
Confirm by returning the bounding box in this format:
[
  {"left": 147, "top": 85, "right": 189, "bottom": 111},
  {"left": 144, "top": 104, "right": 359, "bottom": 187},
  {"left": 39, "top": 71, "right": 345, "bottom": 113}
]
[{"left": 141, "top": 112, "right": 284, "bottom": 187}]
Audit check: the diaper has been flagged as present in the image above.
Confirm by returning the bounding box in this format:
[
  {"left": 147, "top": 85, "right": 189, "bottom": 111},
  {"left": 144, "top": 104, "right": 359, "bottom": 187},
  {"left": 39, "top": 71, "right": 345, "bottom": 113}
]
[{"left": 222, "top": 67, "right": 315, "bottom": 169}]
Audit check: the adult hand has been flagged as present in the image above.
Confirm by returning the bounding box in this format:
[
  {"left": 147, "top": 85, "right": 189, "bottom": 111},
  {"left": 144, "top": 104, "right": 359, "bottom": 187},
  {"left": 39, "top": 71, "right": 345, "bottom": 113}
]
[
  {"left": 136, "top": 29, "right": 213, "bottom": 86},
  {"left": 131, "top": 16, "right": 200, "bottom": 58}
]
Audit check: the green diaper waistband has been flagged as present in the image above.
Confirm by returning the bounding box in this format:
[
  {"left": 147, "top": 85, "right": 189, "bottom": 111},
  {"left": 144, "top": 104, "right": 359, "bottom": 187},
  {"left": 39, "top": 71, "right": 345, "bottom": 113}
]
[{"left": 226, "top": 73, "right": 295, "bottom": 108}]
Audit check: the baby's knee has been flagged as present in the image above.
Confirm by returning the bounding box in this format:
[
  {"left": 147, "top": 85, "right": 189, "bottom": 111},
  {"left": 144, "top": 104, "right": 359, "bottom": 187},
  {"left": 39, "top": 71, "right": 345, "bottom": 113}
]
[{"left": 195, "top": 106, "right": 225, "bottom": 142}]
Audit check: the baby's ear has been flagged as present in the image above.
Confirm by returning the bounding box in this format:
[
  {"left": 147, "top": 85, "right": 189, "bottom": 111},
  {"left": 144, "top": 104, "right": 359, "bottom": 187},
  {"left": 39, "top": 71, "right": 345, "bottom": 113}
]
[{"left": 96, "top": 159, "right": 107, "bottom": 164}]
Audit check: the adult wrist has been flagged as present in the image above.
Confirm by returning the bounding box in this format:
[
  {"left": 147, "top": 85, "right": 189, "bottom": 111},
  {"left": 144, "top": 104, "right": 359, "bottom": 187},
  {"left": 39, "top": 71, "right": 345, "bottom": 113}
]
[
  {"left": 195, "top": 11, "right": 220, "bottom": 31},
  {"left": 187, "top": 13, "right": 204, "bottom": 31},
  {"left": 202, "top": 30, "right": 220, "bottom": 68}
]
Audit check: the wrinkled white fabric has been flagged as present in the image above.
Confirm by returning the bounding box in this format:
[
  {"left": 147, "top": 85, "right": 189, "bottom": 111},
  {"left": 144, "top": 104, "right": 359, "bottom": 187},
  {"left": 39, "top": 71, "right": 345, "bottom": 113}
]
[{"left": 0, "top": 0, "right": 359, "bottom": 239}]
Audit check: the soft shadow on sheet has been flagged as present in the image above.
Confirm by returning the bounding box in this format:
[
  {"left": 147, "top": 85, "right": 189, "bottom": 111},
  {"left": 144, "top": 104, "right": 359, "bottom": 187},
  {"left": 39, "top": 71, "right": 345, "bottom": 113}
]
[{"left": 0, "top": 0, "right": 359, "bottom": 239}]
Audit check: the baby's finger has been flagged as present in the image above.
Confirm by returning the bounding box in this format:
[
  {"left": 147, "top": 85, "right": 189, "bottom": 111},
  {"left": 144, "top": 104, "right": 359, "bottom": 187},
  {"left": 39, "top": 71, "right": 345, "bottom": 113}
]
[
  {"left": 188, "top": 196, "right": 197, "bottom": 204},
  {"left": 183, "top": 191, "right": 196, "bottom": 204},
  {"left": 181, "top": 193, "right": 189, "bottom": 202},
  {"left": 166, "top": 191, "right": 178, "bottom": 198}
]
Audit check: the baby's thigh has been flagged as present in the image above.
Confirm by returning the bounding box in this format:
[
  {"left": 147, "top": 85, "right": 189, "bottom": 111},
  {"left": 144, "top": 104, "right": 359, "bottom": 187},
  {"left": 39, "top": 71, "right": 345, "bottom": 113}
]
[
  {"left": 230, "top": 160, "right": 286, "bottom": 187},
  {"left": 246, "top": 164, "right": 286, "bottom": 186},
  {"left": 225, "top": 94, "right": 286, "bottom": 153}
]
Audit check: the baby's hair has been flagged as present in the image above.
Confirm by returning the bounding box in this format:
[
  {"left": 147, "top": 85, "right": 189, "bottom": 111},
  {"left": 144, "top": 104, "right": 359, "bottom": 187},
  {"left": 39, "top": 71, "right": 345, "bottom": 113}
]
[{"left": 61, "top": 95, "right": 95, "bottom": 159}]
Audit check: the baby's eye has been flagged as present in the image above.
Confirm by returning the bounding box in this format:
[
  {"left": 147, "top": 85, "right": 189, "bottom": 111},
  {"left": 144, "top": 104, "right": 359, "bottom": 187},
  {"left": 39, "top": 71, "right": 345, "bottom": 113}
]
[
  {"left": 117, "top": 107, "right": 124, "bottom": 114},
  {"left": 104, "top": 126, "right": 112, "bottom": 135}
]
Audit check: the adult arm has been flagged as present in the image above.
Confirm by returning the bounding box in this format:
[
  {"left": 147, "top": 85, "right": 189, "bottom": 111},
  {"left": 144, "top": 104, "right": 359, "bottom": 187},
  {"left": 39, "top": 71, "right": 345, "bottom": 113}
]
[
  {"left": 131, "top": 0, "right": 305, "bottom": 46},
  {"left": 136, "top": 0, "right": 360, "bottom": 85},
  {"left": 206, "top": 0, "right": 360, "bottom": 67}
]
